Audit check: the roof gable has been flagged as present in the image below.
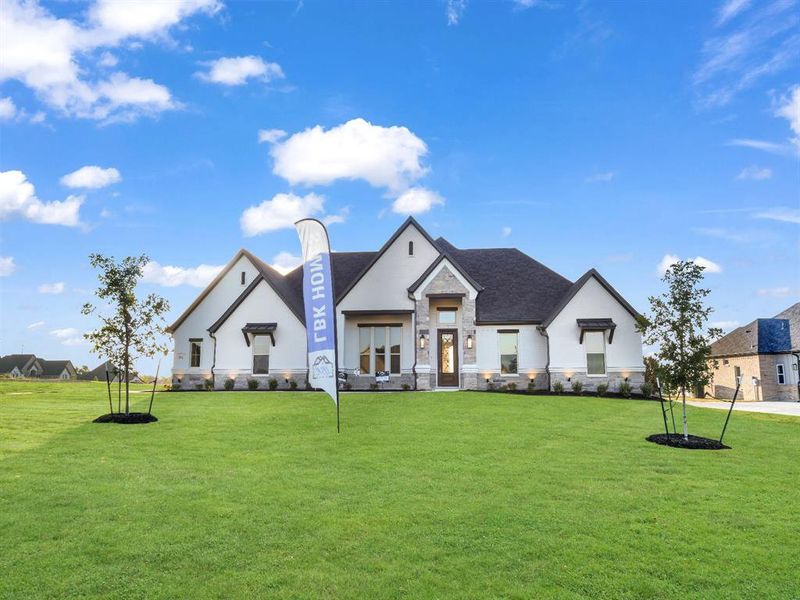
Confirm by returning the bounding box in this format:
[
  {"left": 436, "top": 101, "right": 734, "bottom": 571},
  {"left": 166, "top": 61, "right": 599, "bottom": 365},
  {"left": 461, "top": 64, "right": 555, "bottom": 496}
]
[
  {"left": 541, "top": 269, "right": 638, "bottom": 329},
  {"left": 337, "top": 217, "right": 441, "bottom": 303},
  {"left": 710, "top": 318, "right": 792, "bottom": 357}
]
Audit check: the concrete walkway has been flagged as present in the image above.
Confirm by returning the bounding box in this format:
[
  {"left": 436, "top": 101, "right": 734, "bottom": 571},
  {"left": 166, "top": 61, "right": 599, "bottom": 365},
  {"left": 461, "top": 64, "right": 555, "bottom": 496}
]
[{"left": 687, "top": 400, "right": 800, "bottom": 417}]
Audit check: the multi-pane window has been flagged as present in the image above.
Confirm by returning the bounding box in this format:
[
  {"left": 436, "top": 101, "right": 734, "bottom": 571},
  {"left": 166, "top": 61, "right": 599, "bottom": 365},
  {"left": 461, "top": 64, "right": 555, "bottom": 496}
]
[
  {"left": 438, "top": 308, "right": 456, "bottom": 325},
  {"left": 585, "top": 331, "right": 606, "bottom": 375},
  {"left": 499, "top": 331, "right": 518, "bottom": 374},
  {"left": 776, "top": 364, "right": 786, "bottom": 385},
  {"left": 359, "top": 326, "right": 401, "bottom": 374},
  {"left": 252, "top": 335, "right": 270, "bottom": 374},
  {"left": 190, "top": 340, "right": 202, "bottom": 368}
]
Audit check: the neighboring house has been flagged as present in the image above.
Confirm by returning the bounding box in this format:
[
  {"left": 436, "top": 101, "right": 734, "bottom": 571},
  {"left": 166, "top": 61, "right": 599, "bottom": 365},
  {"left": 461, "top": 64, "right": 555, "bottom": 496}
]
[
  {"left": 39, "top": 360, "right": 77, "bottom": 380},
  {"left": 167, "top": 218, "right": 645, "bottom": 391},
  {"left": 78, "top": 360, "right": 144, "bottom": 384},
  {"left": 0, "top": 354, "right": 44, "bottom": 378},
  {"left": 708, "top": 302, "right": 800, "bottom": 402}
]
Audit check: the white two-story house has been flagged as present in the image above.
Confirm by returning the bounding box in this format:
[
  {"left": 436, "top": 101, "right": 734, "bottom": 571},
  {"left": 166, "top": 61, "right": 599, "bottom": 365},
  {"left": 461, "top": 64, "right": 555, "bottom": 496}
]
[{"left": 167, "top": 218, "right": 644, "bottom": 391}]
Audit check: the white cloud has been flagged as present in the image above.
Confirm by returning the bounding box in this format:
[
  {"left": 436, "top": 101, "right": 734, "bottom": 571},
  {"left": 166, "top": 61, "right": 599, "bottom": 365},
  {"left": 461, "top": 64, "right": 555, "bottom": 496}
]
[
  {"left": 727, "top": 138, "right": 793, "bottom": 155},
  {"left": 775, "top": 84, "right": 800, "bottom": 150},
  {"left": 0, "top": 170, "right": 83, "bottom": 227},
  {"left": 50, "top": 327, "right": 78, "bottom": 338},
  {"left": 270, "top": 118, "right": 429, "bottom": 192},
  {"left": 98, "top": 52, "right": 118, "bottom": 68},
  {"left": 240, "top": 192, "right": 325, "bottom": 236},
  {"left": 38, "top": 282, "right": 65, "bottom": 294},
  {"left": 60, "top": 165, "right": 121, "bottom": 189},
  {"left": 754, "top": 207, "right": 800, "bottom": 224},
  {"left": 27, "top": 321, "right": 45, "bottom": 330},
  {"left": 258, "top": 128, "right": 287, "bottom": 144},
  {"left": 142, "top": 261, "right": 224, "bottom": 288},
  {"left": 501, "top": 226, "right": 512, "bottom": 237},
  {"left": 0, "top": 0, "right": 215, "bottom": 122},
  {"left": 0, "top": 97, "right": 17, "bottom": 120},
  {"left": 711, "top": 320, "right": 740, "bottom": 332},
  {"left": 0, "top": 256, "right": 16, "bottom": 276},
  {"left": 446, "top": 0, "right": 467, "bottom": 25},
  {"left": 757, "top": 286, "right": 791, "bottom": 297},
  {"left": 716, "top": 0, "right": 750, "bottom": 26},
  {"left": 391, "top": 187, "right": 444, "bottom": 215},
  {"left": 196, "top": 56, "right": 284, "bottom": 86},
  {"left": 50, "top": 327, "right": 85, "bottom": 346},
  {"left": 735, "top": 165, "right": 771, "bottom": 180},
  {"left": 657, "top": 254, "right": 722, "bottom": 276},
  {"left": 586, "top": 171, "right": 615, "bottom": 182},
  {"left": 694, "top": 1, "right": 799, "bottom": 107},
  {"left": 271, "top": 251, "right": 303, "bottom": 275}
]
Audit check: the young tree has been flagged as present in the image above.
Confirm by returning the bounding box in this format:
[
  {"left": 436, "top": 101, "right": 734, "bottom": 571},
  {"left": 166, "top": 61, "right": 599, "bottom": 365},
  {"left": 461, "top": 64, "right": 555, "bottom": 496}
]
[
  {"left": 638, "top": 260, "right": 722, "bottom": 440},
  {"left": 82, "top": 254, "right": 170, "bottom": 415}
]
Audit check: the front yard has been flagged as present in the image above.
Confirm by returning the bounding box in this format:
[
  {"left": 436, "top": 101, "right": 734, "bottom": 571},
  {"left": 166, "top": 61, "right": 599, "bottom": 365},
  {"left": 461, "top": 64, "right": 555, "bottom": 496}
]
[{"left": 1, "top": 381, "right": 798, "bottom": 599}]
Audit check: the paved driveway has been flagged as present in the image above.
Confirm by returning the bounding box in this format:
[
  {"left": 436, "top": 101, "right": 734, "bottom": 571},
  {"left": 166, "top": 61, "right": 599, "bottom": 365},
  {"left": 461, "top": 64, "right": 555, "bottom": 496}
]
[{"left": 687, "top": 400, "right": 800, "bottom": 417}]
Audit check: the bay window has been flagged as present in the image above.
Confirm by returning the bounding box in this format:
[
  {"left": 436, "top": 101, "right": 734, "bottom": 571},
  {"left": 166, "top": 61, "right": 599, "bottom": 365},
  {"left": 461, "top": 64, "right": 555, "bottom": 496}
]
[
  {"left": 359, "top": 325, "right": 401, "bottom": 375},
  {"left": 585, "top": 330, "right": 606, "bottom": 375}
]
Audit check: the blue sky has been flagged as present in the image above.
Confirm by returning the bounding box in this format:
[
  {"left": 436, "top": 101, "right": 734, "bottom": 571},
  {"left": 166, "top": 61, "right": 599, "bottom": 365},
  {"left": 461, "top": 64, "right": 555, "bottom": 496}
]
[{"left": 1, "top": 0, "right": 798, "bottom": 374}]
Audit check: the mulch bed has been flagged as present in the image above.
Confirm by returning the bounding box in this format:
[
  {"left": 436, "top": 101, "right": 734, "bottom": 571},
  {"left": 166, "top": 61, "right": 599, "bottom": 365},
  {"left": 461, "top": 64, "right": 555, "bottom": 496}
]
[
  {"left": 646, "top": 433, "right": 730, "bottom": 450},
  {"left": 93, "top": 412, "right": 158, "bottom": 425}
]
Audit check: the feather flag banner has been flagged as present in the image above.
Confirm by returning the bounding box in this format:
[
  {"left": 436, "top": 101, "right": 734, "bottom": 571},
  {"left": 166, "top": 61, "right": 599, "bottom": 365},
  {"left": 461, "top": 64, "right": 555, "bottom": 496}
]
[{"left": 295, "top": 218, "right": 340, "bottom": 431}]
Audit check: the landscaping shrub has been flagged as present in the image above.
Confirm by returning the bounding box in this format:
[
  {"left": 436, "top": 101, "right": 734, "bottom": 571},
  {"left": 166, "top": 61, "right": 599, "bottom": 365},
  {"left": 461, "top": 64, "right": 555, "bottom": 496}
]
[
  {"left": 619, "top": 381, "right": 632, "bottom": 398},
  {"left": 507, "top": 382, "right": 517, "bottom": 391},
  {"left": 247, "top": 378, "right": 259, "bottom": 391},
  {"left": 344, "top": 382, "right": 352, "bottom": 391},
  {"left": 268, "top": 378, "right": 278, "bottom": 390},
  {"left": 224, "top": 378, "right": 235, "bottom": 391},
  {"left": 289, "top": 379, "right": 298, "bottom": 390},
  {"left": 527, "top": 381, "right": 536, "bottom": 392},
  {"left": 596, "top": 383, "right": 608, "bottom": 396},
  {"left": 204, "top": 378, "right": 214, "bottom": 391},
  {"left": 640, "top": 382, "right": 654, "bottom": 398},
  {"left": 401, "top": 383, "right": 411, "bottom": 391},
  {"left": 195, "top": 383, "right": 204, "bottom": 391},
  {"left": 369, "top": 383, "right": 379, "bottom": 391},
  {"left": 571, "top": 380, "right": 583, "bottom": 394},
  {"left": 552, "top": 381, "right": 564, "bottom": 394}
]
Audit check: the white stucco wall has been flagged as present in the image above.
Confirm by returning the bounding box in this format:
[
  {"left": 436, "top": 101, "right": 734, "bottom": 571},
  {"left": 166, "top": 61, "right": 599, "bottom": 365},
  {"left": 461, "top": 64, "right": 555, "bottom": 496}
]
[
  {"left": 546, "top": 276, "right": 643, "bottom": 375},
  {"left": 337, "top": 223, "right": 440, "bottom": 312},
  {"left": 476, "top": 324, "right": 548, "bottom": 378},
  {"left": 171, "top": 254, "right": 261, "bottom": 376},
  {"left": 213, "top": 279, "right": 307, "bottom": 376}
]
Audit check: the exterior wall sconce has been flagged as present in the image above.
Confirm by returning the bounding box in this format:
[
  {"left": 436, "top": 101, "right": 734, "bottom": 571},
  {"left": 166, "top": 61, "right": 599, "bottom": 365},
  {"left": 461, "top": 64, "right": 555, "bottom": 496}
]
[
  {"left": 419, "top": 334, "right": 426, "bottom": 349},
  {"left": 567, "top": 377, "right": 571, "bottom": 383},
  {"left": 485, "top": 377, "right": 490, "bottom": 383},
  {"left": 466, "top": 334, "right": 473, "bottom": 349},
  {"left": 624, "top": 377, "right": 629, "bottom": 382},
  {"left": 285, "top": 378, "right": 289, "bottom": 384}
]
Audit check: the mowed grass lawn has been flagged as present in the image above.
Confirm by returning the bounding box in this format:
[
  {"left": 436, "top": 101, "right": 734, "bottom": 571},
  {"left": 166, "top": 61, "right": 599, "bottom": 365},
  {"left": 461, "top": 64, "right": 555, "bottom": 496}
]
[{"left": 1, "top": 381, "right": 798, "bottom": 599}]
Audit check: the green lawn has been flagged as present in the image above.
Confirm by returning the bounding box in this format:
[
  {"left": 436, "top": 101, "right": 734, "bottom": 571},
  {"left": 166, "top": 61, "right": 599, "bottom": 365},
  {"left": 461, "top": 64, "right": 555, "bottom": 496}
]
[{"left": 1, "top": 381, "right": 798, "bottom": 599}]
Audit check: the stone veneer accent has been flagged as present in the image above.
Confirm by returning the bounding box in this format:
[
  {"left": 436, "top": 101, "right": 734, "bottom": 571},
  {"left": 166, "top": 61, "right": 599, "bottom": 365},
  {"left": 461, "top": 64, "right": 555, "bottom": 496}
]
[{"left": 414, "top": 265, "right": 477, "bottom": 390}]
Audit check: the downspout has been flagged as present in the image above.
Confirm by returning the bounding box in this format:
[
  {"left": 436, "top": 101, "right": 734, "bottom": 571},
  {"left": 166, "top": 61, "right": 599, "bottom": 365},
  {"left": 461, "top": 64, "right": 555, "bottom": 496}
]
[
  {"left": 537, "top": 325, "right": 551, "bottom": 392},
  {"left": 209, "top": 331, "right": 217, "bottom": 390},
  {"left": 794, "top": 352, "right": 800, "bottom": 402}
]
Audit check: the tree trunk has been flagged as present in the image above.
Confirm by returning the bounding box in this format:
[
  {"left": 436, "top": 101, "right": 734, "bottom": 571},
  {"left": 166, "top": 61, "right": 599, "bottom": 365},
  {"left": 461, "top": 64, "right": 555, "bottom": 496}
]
[
  {"left": 124, "top": 331, "right": 130, "bottom": 415},
  {"left": 681, "top": 386, "right": 688, "bottom": 440}
]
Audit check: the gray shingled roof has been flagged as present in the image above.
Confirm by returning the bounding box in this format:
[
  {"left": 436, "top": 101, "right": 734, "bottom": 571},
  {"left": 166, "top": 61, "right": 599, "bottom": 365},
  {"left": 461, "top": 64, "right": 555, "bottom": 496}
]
[
  {"left": 0, "top": 354, "right": 38, "bottom": 373},
  {"left": 179, "top": 219, "right": 637, "bottom": 333},
  {"left": 434, "top": 238, "right": 574, "bottom": 323},
  {"left": 710, "top": 318, "right": 792, "bottom": 357},
  {"left": 39, "top": 360, "right": 75, "bottom": 378}
]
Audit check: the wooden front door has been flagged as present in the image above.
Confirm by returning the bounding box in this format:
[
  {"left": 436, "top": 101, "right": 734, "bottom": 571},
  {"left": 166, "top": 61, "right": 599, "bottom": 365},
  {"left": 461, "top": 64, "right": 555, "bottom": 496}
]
[{"left": 437, "top": 329, "right": 459, "bottom": 387}]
